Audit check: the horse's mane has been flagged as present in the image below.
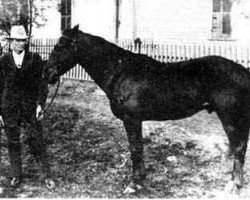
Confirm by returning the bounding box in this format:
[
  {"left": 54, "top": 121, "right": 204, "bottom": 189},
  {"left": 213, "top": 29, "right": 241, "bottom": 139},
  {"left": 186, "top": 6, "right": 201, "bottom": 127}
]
[
  {"left": 77, "top": 30, "right": 221, "bottom": 74},
  {"left": 77, "top": 30, "right": 160, "bottom": 62}
]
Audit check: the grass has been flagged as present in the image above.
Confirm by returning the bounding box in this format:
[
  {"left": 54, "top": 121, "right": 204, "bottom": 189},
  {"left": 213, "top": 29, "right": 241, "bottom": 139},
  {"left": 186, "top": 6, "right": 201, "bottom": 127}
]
[{"left": 1, "top": 79, "right": 250, "bottom": 198}]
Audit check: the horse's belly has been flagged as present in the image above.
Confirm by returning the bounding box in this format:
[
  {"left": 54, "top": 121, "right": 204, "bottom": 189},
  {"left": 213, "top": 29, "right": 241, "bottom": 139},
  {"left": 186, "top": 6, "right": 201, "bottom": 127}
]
[
  {"left": 111, "top": 77, "right": 206, "bottom": 121},
  {"left": 142, "top": 100, "right": 204, "bottom": 120},
  {"left": 111, "top": 93, "right": 205, "bottom": 121}
]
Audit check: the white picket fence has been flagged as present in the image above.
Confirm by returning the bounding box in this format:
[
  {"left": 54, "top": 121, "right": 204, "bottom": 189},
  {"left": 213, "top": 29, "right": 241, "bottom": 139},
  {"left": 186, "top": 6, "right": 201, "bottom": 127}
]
[{"left": 61, "top": 40, "right": 250, "bottom": 81}]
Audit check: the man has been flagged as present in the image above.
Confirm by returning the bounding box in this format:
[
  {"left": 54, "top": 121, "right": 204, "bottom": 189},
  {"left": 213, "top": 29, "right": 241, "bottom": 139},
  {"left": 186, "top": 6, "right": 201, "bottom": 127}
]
[{"left": 0, "top": 25, "right": 54, "bottom": 188}]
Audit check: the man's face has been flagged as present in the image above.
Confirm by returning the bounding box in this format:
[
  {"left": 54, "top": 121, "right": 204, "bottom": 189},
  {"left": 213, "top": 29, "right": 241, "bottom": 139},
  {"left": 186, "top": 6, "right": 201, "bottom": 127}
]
[{"left": 11, "top": 39, "right": 26, "bottom": 54}]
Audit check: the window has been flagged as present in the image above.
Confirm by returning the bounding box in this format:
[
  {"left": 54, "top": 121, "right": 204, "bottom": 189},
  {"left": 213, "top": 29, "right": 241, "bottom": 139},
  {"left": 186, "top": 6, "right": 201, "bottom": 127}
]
[
  {"left": 211, "top": 0, "right": 232, "bottom": 40},
  {"left": 61, "top": 0, "right": 71, "bottom": 31}
]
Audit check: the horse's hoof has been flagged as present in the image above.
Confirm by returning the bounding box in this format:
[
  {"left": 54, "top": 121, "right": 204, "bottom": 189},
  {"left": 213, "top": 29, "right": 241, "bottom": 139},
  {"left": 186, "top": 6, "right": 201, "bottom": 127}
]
[
  {"left": 0, "top": 187, "right": 3, "bottom": 194},
  {"left": 123, "top": 181, "right": 143, "bottom": 194},
  {"left": 9, "top": 177, "right": 21, "bottom": 188},
  {"left": 45, "top": 178, "right": 56, "bottom": 189},
  {"left": 224, "top": 181, "right": 240, "bottom": 195}
]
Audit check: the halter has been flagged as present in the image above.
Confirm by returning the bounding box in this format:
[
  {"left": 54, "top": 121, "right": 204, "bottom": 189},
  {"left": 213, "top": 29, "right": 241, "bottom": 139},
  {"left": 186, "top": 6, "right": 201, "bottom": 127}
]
[
  {"left": 39, "top": 34, "right": 79, "bottom": 119},
  {"left": 37, "top": 36, "right": 75, "bottom": 121},
  {"left": 37, "top": 34, "right": 79, "bottom": 118}
]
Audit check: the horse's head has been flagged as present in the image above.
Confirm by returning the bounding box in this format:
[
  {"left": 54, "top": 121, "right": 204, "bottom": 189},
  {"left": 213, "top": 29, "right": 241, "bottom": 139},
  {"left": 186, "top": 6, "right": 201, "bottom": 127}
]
[{"left": 43, "top": 25, "right": 81, "bottom": 84}]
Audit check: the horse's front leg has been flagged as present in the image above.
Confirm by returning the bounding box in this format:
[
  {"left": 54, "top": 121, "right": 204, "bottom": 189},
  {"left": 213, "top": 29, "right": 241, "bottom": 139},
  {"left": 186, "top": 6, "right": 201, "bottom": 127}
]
[{"left": 123, "top": 118, "right": 146, "bottom": 192}]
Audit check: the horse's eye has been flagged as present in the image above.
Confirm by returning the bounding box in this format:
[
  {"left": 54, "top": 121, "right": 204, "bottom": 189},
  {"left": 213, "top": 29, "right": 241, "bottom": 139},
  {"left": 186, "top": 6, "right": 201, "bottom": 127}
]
[
  {"left": 54, "top": 44, "right": 63, "bottom": 51},
  {"left": 54, "top": 44, "right": 59, "bottom": 51},
  {"left": 60, "top": 37, "right": 70, "bottom": 45}
]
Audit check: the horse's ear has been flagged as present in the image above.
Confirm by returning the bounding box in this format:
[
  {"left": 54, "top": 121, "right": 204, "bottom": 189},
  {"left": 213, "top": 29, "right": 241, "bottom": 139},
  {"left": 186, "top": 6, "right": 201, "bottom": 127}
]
[{"left": 72, "top": 24, "right": 79, "bottom": 32}]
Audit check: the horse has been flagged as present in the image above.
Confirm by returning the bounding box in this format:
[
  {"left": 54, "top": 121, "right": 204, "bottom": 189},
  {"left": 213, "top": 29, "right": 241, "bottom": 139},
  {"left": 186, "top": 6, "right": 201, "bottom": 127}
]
[{"left": 43, "top": 25, "right": 250, "bottom": 194}]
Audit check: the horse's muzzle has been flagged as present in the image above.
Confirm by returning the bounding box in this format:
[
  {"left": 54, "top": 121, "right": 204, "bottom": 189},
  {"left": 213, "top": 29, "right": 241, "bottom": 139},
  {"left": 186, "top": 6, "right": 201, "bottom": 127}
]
[{"left": 43, "top": 67, "right": 60, "bottom": 85}]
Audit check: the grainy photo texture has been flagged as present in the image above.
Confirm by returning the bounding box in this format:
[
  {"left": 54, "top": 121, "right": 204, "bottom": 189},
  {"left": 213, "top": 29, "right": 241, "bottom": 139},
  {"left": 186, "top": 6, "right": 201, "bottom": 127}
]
[{"left": 1, "top": 0, "right": 250, "bottom": 198}]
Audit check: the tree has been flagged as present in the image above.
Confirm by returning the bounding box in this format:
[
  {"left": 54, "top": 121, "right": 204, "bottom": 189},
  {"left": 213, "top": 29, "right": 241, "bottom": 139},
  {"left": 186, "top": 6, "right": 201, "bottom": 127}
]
[
  {"left": 0, "top": 0, "right": 30, "bottom": 34},
  {"left": 0, "top": 0, "right": 60, "bottom": 36}
]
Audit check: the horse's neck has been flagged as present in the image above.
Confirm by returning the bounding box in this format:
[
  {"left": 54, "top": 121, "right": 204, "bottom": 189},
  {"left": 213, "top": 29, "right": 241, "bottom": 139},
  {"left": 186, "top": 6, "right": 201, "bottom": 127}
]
[{"left": 77, "top": 45, "right": 121, "bottom": 94}]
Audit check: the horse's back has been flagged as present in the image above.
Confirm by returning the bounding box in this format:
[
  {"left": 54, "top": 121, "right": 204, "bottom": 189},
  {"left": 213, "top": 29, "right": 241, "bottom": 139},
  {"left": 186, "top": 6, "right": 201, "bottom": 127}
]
[{"left": 126, "top": 55, "right": 249, "bottom": 85}]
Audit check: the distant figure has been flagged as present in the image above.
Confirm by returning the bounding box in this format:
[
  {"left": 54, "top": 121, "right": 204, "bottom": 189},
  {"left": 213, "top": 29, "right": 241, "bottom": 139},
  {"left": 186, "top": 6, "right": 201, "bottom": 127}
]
[
  {"left": 0, "top": 25, "right": 55, "bottom": 188},
  {"left": 0, "top": 30, "right": 6, "bottom": 56},
  {"left": 0, "top": 43, "right": 2, "bottom": 56}
]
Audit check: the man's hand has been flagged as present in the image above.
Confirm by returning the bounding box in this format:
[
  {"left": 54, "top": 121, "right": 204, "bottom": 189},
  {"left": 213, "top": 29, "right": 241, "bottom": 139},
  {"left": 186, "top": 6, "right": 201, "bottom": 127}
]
[
  {"left": 0, "top": 115, "right": 4, "bottom": 127},
  {"left": 36, "top": 105, "right": 44, "bottom": 121}
]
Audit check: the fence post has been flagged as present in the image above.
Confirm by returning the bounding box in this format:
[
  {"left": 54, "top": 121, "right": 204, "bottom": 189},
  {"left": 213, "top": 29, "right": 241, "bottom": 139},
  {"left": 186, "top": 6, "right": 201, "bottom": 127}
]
[{"left": 134, "top": 37, "right": 142, "bottom": 54}]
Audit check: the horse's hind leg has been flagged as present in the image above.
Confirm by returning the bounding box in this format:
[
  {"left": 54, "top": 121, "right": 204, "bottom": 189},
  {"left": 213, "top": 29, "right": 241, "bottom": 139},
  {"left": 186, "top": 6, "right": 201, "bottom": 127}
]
[
  {"left": 123, "top": 118, "right": 146, "bottom": 191},
  {"left": 217, "top": 111, "right": 249, "bottom": 192}
]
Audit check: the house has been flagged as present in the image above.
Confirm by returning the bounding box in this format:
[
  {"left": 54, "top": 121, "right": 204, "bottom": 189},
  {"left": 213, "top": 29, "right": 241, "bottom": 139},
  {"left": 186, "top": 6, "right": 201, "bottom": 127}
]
[
  {"left": 1, "top": 0, "right": 250, "bottom": 44},
  {"left": 64, "top": 0, "right": 250, "bottom": 45}
]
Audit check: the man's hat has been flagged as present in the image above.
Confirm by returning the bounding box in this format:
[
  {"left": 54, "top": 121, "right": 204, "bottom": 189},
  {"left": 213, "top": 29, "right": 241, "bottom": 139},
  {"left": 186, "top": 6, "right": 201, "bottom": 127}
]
[{"left": 6, "top": 25, "right": 31, "bottom": 40}]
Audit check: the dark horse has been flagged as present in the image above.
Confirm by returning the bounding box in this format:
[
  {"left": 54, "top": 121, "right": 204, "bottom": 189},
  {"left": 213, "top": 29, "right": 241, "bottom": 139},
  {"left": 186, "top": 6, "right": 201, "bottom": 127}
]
[{"left": 44, "top": 25, "right": 250, "bottom": 193}]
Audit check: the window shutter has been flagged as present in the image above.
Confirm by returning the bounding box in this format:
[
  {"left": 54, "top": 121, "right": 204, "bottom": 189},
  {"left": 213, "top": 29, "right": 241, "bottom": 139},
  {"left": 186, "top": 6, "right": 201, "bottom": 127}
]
[
  {"left": 61, "top": 0, "right": 72, "bottom": 31},
  {"left": 211, "top": 0, "right": 232, "bottom": 40}
]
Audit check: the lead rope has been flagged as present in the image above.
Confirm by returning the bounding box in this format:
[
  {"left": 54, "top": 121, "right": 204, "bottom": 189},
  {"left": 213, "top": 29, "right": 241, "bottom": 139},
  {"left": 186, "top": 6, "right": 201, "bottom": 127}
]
[{"left": 37, "top": 78, "right": 61, "bottom": 120}]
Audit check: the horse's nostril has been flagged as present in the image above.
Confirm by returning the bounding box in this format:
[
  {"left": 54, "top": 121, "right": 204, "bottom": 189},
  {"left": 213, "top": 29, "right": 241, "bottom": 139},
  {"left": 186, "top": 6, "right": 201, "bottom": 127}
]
[{"left": 47, "top": 69, "right": 59, "bottom": 84}]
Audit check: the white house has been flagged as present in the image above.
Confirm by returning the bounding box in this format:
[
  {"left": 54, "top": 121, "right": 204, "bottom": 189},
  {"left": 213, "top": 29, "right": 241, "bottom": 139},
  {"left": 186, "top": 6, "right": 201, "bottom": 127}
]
[
  {"left": 28, "top": 0, "right": 250, "bottom": 45},
  {"left": 70, "top": 0, "right": 250, "bottom": 44}
]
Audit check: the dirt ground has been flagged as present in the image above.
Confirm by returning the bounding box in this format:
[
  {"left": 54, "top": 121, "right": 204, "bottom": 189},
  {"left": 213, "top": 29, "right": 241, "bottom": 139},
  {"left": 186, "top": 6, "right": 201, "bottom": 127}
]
[{"left": 1, "top": 79, "right": 250, "bottom": 198}]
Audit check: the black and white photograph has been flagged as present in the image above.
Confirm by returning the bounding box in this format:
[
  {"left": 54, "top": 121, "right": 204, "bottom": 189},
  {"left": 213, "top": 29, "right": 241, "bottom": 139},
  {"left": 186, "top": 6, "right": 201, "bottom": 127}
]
[{"left": 1, "top": 0, "right": 250, "bottom": 198}]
